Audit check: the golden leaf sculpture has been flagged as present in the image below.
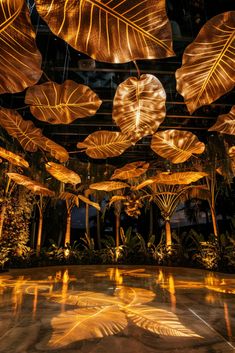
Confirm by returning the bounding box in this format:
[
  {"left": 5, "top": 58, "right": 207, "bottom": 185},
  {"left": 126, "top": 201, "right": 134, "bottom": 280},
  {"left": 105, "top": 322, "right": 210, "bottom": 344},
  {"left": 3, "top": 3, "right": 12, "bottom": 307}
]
[
  {"left": 109, "top": 195, "right": 127, "bottom": 206},
  {"left": 111, "top": 161, "right": 149, "bottom": 180},
  {"left": 113, "top": 75, "right": 166, "bottom": 140},
  {"left": 154, "top": 172, "right": 208, "bottom": 185},
  {"left": 7, "top": 173, "right": 55, "bottom": 196},
  {"left": 89, "top": 181, "right": 129, "bottom": 192},
  {"left": 126, "top": 306, "right": 201, "bottom": 337},
  {"left": 35, "top": 0, "right": 174, "bottom": 64},
  {"left": 77, "top": 194, "right": 100, "bottom": 211},
  {"left": 176, "top": 12, "right": 235, "bottom": 114},
  {"left": 0, "top": 0, "right": 42, "bottom": 94},
  {"left": 133, "top": 179, "right": 157, "bottom": 190},
  {"left": 59, "top": 192, "right": 79, "bottom": 207},
  {"left": 0, "top": 107, "right": 69, "bottom": 162},
  {"left": 151, "top": 130, "right": 205, "bottom": 163},
  {"left": 77, "top": 131, "right": 133, "bottom": 159},
  {"left": 45, "top": 162, "right": 81, "bottom": 185},
  {"left": 208, "top": 106, "right": 235, "bottom": 135},
  {"left": 0, "top": 147, "right": 29, "bottom": 168},
  {"left": 58, "top": 192, "right": 100, "bottom": 210},
  {"left": 25, "top": 80, "right": 102, "bottom": 124}
]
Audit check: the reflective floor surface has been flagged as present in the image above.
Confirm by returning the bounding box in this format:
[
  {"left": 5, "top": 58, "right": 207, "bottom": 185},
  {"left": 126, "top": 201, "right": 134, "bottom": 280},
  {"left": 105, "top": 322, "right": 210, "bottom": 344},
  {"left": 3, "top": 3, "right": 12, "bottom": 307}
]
[{"left": 0, "top": 265, "right": 234, "bottom": 353}]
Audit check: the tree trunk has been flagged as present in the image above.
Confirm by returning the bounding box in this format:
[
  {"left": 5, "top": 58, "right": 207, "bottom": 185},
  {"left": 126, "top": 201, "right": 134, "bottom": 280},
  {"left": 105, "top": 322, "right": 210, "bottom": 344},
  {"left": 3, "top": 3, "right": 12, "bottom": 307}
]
[
  {"left": 0, "top": 204, "right": 6, "bottom": 239},
  {"left": 85, "top": 203, "right": 90, "bottom": 240},
  {"left": 211, "top": 207, "right": 218, "bottom": 238},
  {"left": 115, "top": 213, "right": 120, "bottom": 262},
  {"left": 115, "top": 213, "right": 120, "bottom": 248},
  {"left": 96, "top": 209, "right": 101, "bottom": 250},
  {"left": 165, "top": 219, "right": 172, "bottom": 248},
  {"left": 36, "top": 210, "right": 43, "bottom": 256},
  {"left": 149, "top": 204, "right": 153, "bottom": 237},
  {"left": 64, "top": 212, "right": 71, "bottom": 246}
]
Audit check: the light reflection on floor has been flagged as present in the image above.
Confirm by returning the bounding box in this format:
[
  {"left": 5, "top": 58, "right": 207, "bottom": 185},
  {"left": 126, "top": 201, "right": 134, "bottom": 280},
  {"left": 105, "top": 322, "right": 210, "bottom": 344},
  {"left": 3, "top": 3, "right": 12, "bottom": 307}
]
[{"left": 0, "top": 265, "right": 234, "bottom": 352}]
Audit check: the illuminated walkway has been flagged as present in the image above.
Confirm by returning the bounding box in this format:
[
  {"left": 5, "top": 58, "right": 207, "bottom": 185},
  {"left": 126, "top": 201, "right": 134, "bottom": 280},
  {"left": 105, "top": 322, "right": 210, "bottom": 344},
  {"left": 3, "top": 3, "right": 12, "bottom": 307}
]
[{"left": 0, "top": 265, "right": 234, "bottom": 352}]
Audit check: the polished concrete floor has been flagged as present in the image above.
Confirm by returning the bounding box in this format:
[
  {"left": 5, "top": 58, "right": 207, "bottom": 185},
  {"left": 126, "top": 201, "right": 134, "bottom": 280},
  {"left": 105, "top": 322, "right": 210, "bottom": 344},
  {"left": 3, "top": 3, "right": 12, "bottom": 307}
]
[{"left": 0, "top": 265, "right": 234, "bottom": 352}]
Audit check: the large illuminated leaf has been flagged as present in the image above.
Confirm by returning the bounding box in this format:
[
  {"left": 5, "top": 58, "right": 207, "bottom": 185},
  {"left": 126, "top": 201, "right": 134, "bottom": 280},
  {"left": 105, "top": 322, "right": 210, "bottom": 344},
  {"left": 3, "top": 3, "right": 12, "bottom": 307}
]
[
  {"left": 7, "top": 173, "right": 55, "bottom": 196},
  {"left": 176, "top": 12, "right": 235, "bottom": 114},
  {"left": 35, "top": 0, "right": 174, "bottom": 64},
  {"left": 59, "top": 192, "right": 79, "bottom": 207},
  {"left": 45, "top": 162, "right": 81, "bottom": 185},
  {"left": 37, "top": 307, "right": 127, "bottom": 349},
  {"left": 133, "top": 179, "right": 157, "bottom": 190},
  {"left": 58, "top": 192, "right": 100, "bottom": 210},
  {"left": 151, "top": 130, "right": 205, "bottom": 163},
  {"left": 25, "top": 80, "right": 102, "bottom": 124},
  {"left": 77, "top": 131, "right": 133, "bottom": 159},
  {"left": 109, "top": 195, "right": 127, "bottom": 206},
  {"left": 111, "top": 161, "right": 149, "bottom": 180},
  {"left": 154, "top": 172, "right": 208, "bottom": 185},
  {"left": 113, "top": 74, "right": 166, "bottom": 139},
  {"left": 208, "top": 106, "right": 235, "bottom": 135},
  {"left": 0, "top": 147, "right": 29, "bottom": 168},
  {"left": 90, "top": 181, "right": 129, "bottom": 192},
  {"left": 0, "top": 107, "right": 69, "bottom": 162},
  {"left": 0, "top": 0, "right": 42, "bottom": 94},
  {"left": 77, "top": 194, "right": 100, "bottom": 211},
  {"left": 126, "top": 306, "right": 201, "bottom": 337}
]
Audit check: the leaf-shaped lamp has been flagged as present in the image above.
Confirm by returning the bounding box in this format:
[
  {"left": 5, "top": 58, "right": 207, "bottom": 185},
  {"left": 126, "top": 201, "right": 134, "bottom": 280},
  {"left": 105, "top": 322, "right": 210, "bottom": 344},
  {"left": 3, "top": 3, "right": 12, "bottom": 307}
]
[
  {"left": 45, "top": 162, "right": 81, "bottom": 185},
  {"left": 0, "top": 107, "right": 69, "bottom": 163},
  {"left": 77, "top": 131, "right": 133, "bottom": 159},
  {"left": 0, "top": 0, "right": 42, "bottom": 94},
  {"left": 25, "top": 80, "right": 102, "bottom": 124},
  {"left": 111, "top": 161, "right": 149, "bottom": 180},
  {"left": 176, "top": 12, "right": 235, "bottom": 114},
  {"left": 113, "top": 74, "right": 166, "bottom": 140},
  {"left": 151, "top": 129, "right": 205, "bottom": 163},
  {"left": 0, "top": 147, "right": 29, "bottom": 168},
  {"left": 35, "top": 0, "right": 174, "bottom": 63},
  {"left": 208, "top": 106, "right": 235, "bottom": 135},
  {"left": 89, "top": 181, "right": 129, "bottom": 192}
]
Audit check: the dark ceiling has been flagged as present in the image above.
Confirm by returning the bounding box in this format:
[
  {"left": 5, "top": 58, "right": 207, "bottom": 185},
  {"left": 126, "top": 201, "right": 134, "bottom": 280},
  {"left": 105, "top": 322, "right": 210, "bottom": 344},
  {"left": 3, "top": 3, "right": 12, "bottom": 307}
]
[{"left": 1, "top": 0, "right": 235, "bottom": 167}]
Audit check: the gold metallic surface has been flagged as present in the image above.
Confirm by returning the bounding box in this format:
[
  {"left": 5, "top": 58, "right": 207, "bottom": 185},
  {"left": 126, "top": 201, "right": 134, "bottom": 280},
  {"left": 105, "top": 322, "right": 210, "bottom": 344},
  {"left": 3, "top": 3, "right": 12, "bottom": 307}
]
[
  {"left": 0, "top": 147, "right": 29, "bottom": 168},
  {"left": 77, "top": 131, "right": 133, "bottom": 159},
  {"left": 153, "top": 172, "right": 208, "bottom": 185},
  {"left": 0, "top": 107, "right": 69, "bottom": 163},
  {"left": 111, "top": 161, "right": 149, "bottom": 180},
  {"left": 25, "top": 80, "right": 102, "bottom": 124},
  {"left": 35, "top": 0, "right": 174, "bottom": 64},
  {"left": 45, "top": 162, "right": 81, "bottom": 185},
  {"left": 209, "top": 106, "right": 235, "bottom": 135},
  {"left": 7, "top": 172, "right": 55, "bottom": 196},
  {"left": 59, "top": 192, "right": 100, "bottom": 210},
  {"left": 1, "top": 266, "right": 235, "bottom": 352},
  {"left": 0, "top": 0, "right": 42, "bottom": 94},
  {"left": 151, "top": 129, "right": 205, "bottom": 163},
  {"left": 113, "top": 74, "right": 166, "bottom": 140},
  {"left": 89, "top": 181, "right": 129, "bottom": 191},
  {"left": 176, "top": 12, "right": 235, "bottom": 114}
]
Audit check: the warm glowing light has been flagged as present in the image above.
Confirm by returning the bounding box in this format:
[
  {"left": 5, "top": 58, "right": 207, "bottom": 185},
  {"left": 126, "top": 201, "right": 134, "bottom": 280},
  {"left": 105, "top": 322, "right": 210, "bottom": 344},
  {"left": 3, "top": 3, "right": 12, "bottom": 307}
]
[
  {"left": 224, "top": 303, "right": 232, "bottom": 339},
  {"left": 64, "top": 249, "right": 70, "bottom": 258},
  {"left": 168, "top": 275, "right": 176, "bottom": 312}
]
